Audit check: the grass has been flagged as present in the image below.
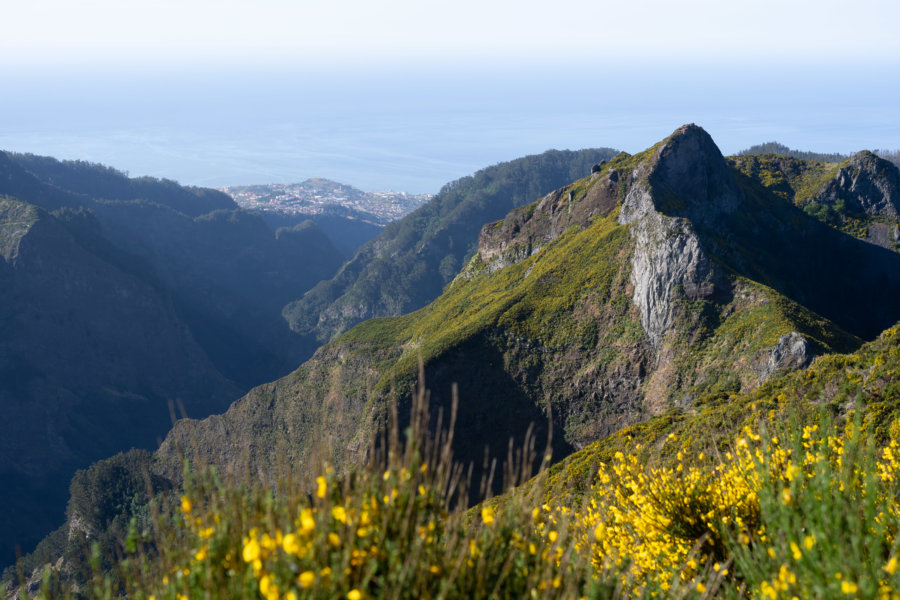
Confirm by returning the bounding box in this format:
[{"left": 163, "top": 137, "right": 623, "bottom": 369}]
[{"left": 15, "top": 359, "right": 900, "bottom": 599}]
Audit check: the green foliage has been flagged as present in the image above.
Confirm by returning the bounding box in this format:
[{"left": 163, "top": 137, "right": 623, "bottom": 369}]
[
  {"left": 735, "top": 142, "right": 849, "bottom": 164},
  {"left": 728, "top": 154, "right": 841, "bottom": 206},
  {"left": 284, "top": 148, "right": 620, "bottom": 342}
]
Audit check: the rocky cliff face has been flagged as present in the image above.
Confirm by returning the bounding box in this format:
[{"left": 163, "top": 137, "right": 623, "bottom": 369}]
[
  {"left": 616, "top": 126, "right": 732, "bottom": 348},
  {"left": 814, "top": 151, "right": 900, "bottom": 220}
]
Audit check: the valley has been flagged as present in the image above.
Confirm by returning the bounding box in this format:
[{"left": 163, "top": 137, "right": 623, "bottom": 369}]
[{"left": 5, "top": 125, "right": 900, "bottom": 598}]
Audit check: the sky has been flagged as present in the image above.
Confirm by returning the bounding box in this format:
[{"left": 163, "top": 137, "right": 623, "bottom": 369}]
[
  {"left": 4, "top": 0, "right": 899, "bottom": 67},
  {"left": 1, "top": 0, "right": 898, "bottom": 192}
]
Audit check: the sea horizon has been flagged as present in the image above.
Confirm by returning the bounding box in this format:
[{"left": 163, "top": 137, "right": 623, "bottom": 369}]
[{"left": 2, "top": 60, "right": 897, "bottom": 194}]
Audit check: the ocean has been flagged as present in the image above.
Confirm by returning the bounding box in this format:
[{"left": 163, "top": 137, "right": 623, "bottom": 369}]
[{"left": 1, "top": 60, "right": 897, "bottom": 194}]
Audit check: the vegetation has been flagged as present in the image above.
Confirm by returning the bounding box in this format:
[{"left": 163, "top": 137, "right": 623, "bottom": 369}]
[
  {"left": 9, "top": 125, "right": 900, "bottom": 596},
  {"left": 735, "top": 142, "right": 849, "bottom": 164},
  {"left": 12, "top": 331, "right": 900, "bottom": 599},
  {"left": 283, "top": 148, "right": 620, "bottom": 343},
  {"left": 875, "top": 149, "right": 900, "bottom": 170},
  {"left": 0, "top": 152, "right": 346, "bottom": 570},
  {"left": 728, "top": 154, "right": 842, "bottom": 206}
]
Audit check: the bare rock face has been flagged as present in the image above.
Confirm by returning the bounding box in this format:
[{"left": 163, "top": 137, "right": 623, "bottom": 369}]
[
  {"left": 759, "top": 332, "right": 812, "bottom": 382},
  {"left": 618, "top": 125, "right": 732, "bottom": 347},
  {"left": 815, "top": 151, "right": 900, "bottom": 220},
  {"left": 649, "top": 123, "right": 742, "bottom": 224},
  {"left": 621, "top": 202, "right": 719, "bottom": 347}
]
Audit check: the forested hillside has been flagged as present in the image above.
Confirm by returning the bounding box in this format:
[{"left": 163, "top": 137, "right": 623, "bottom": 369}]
[
  {"left": 283, "top": 148, "right": 619, "bottom": 343},
  {"left": 0, "top": 153, "right": 344, "bottom": 566}
]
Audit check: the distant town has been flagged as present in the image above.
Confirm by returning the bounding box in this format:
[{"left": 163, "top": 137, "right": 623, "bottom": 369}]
[{"left": 221, "top": 178, "right": 433, "bottom": 225}]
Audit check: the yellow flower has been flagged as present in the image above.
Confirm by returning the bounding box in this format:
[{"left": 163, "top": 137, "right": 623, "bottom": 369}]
[
  {"left": 194, "top": 547, "right": 207, "bottom": 561},
  {"left": 328, "top": 532, "right": 341, "bottom": 547},
  {"left": 790, "top": 542, "right": 802, "bottom": 560},
  {"left": 347, "top": 590, "right": 362, "bottom": 600},
  {"left": 298, "top": 571, "right": 315, "bottom": 588},
  {"left": 885, "top": 557, "right": 899, "bottom": 575},
  {"left": 299, "top": 508, "right": 315, "bottom": 534},
  {"left": 841, "top": 580, "right": 858, "bottom": 594},
  {"left": 803, "top": 535, "right": 816, "bottom": 551},
  {"left": 260, "top": 574, "right": 280, "bottom": 600},
  {"left": 332, "top": 506, "right": 347, "bottom": 523},
  {"left": 481, "top": 506, "right": 495, "bottom": 526},
  {"left": 242, "top": 538, "right": 260, "bottom": 563},
  {"left": 696, "top": 582, "right": 706, "bottom": 593},
  {"left": 198, "top": 527, "right": 214, "bottom": 539},
  {"left": 316, "top": 476, "right": 327, "bottom": 499},
  {"left": 283, "top": 533, "right": 300, "bottom": 555},
  {"left": 180, "top": 496, "right": 193, "bottom": 514}
]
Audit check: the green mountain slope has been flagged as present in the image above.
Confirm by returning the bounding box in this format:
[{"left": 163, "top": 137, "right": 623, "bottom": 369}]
[
  {"left": 283, "top": 148, "right": 619, "bottom": 343},
  {"left": 159, "top": 125, "right": 900, "bottom": 488},
  {"left": 13, "top": 125, "right": 900, "bottom": 585},
  {"left": 736, "top": 141, "right": 849, "bottom": 164},
  {"left": 538, "top": 316, "right": 900, "bottom": 508}
]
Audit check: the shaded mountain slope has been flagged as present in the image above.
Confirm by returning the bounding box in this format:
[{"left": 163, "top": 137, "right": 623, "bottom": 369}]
[
  {"left": 159, "top": 126, "right": 900, "bottom": 491},
  {"left": 0, "top": 152, "right": 345, "bottom": 385},
  {"left": 8, "top": 152, "right": 236, "bottom": 217},
  {"left": 255, "top": 211, "right": 383, "bottom": 259},
  {"left": 0, "top": 197, "right": 241, "bottom": 565},
  {"left": 537, "top": 316, "right": 900, "bottom": 508},
  {"left": 283, "top": 148, "right": 620, "bottom": 343},
  {"left": 0, "top": 153, "right": 345, "bottom": 566}
]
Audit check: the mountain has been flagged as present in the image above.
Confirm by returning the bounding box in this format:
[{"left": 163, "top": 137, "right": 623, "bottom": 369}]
[
  {"left": 0, "top": 153, "right": 345, "bottom": 566},
  {"left": 158, "top": 125, "right": 900, "bottom": 492},
  {"left": 0, "top": 152, "right": 346, "bottom": 386},
  {"left": 12, "top": 126, "right": 900, "bottom": 587},
  {"left": 283, "top": 148, "right": 620, "bottom": 344},
  {"left": 254, "top": 211, "right": 383, "bottom": 259}
]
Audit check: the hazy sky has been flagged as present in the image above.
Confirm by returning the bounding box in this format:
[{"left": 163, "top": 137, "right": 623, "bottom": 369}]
[
  {"left": 1, "top": 1, "right": 898, "bottom": 191},
  {"left": 4, "top": 0, "right": 899, "bottom": 67}
]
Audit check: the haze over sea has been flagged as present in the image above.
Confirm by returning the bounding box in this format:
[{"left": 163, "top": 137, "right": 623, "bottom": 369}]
[{"left": 1, "top": 59, "right": 897, "bottom": 194}]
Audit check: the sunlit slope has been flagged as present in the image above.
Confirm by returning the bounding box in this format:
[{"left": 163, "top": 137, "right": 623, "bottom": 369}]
[{"left": 161, "top": 125, "right": 889, "bottom": 482}]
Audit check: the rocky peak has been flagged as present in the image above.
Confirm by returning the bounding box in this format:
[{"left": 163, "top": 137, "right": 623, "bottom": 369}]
[
  {"left": 618, "top": 125, "right": 734, "bottom": 348},
  {"left": 814, "top": 150, "right": 900, "bottom": 220},
  {"left": 650, "top": 124, "right": 742, "bottom": 222}
]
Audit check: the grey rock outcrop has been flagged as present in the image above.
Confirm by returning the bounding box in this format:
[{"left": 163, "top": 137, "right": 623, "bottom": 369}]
[
  {"left": 759, "top": 332, "right": 812, "bottom": 382},
  {"left": 814, "top": 151, "right": 900, "bottom": 220},
  {"left": 618, "top": 125, "right": 732, "bottom": 347}
]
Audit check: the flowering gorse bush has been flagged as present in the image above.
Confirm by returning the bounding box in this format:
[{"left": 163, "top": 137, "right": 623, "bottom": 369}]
[
  {"left": 557, "top": 419, "right": 900, "bottom": 598},
  {"left": 23, "top": 400, "right": 900, "bottom": 600}
]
